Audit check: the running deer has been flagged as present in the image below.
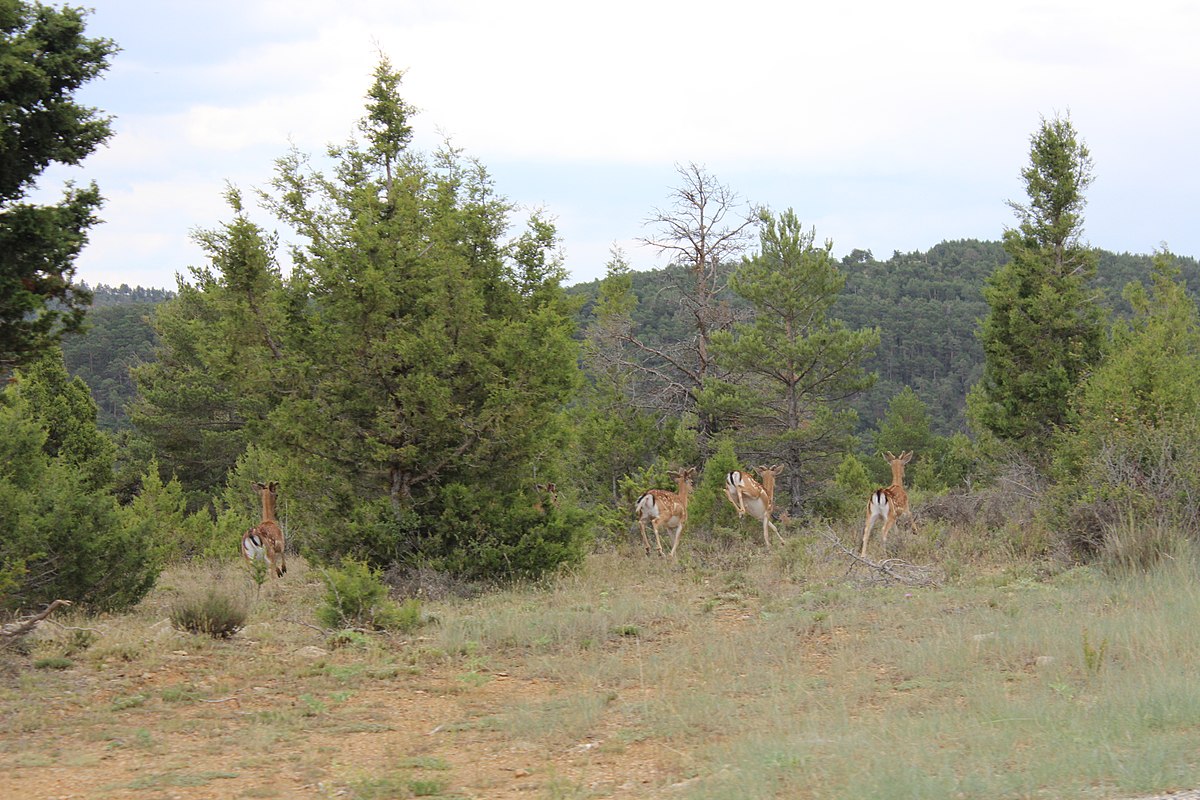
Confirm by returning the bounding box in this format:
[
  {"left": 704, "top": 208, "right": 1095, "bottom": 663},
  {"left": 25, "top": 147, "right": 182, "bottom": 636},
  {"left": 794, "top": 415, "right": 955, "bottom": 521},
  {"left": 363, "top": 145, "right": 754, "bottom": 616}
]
[
  {"left": 861, "top": 451, "right": 916, "bottom": 558},
  {"left": 635, "top": 467, "right": 697, "bottom": 558},
  {"left": 241, "top": 480, "right": 287, "bottom": 577},
  {"left": 724, "top": 464, "right": 787, "bottom": 546}
]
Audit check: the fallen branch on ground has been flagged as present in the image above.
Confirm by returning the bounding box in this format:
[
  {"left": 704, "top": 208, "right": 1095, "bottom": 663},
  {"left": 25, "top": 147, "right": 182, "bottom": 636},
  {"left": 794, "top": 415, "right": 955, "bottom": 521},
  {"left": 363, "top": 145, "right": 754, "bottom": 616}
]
[
  {"left": 816, "top": 529, "right": 943, "bottom": 587},
  {"left": 1, "top": 600, "right": 73, "bottom": 639}
]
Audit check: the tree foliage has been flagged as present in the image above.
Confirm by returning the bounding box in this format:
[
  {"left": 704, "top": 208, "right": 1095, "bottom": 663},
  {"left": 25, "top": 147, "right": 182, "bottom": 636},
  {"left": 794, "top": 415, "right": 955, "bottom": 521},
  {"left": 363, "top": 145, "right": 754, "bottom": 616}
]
[
  {"left": 0, "top": 356, "right": 160, "bottom": 612},
  {"left": 570, "top": 248, "right": 675, "bottom": 513},
  {"left": 707, "top": 209, "right": 878, "bottom": 511},
  {"left": 1052, "top": 251, "right": 1200, "bottom": 559},
  {"left": 969, "top": 115, "right": 1105, "bottom": 452},
  {"left": 130, "top": 188, "right": 282, "bottom": 505},
  {"left": 0, "top": 0, "right": 115, "bottom": 370},
  {"left": 134, "top": 60, "right": 585, "bottom": 578}
]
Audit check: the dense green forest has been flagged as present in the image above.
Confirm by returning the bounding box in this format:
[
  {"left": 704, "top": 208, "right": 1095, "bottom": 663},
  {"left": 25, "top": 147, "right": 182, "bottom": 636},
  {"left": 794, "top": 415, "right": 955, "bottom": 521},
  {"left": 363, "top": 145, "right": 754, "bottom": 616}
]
[{"left": 60, "top": 284, "right": 171, "bottom": 429}]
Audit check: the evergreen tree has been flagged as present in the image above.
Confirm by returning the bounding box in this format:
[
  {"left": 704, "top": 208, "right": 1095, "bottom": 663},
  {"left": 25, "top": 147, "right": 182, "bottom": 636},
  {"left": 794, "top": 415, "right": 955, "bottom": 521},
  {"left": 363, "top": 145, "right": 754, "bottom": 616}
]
[
  {"left": 131, "top": 188, "right": 286, "bottom": 504},
  {"left": 969, "top": 115, "right": 1105, "bottom": 454},
  {"left": 1053, "top": 251, "right": 1200, "bottom": 554},
  {"left": 708, "top": 209, "right": 878, "bottom": 512},
  {"left": 572, "top": 248, "right": 670, "bottom": 509},
  {"left": 0, "top": 362, "right": 159, "bottom": 611},
  {"left": 19, "top": 347, "right": 114, "bottom": 491},
  {"left": 874, "top": 386, "right": 935, "bottom": 458},
  {"left": 0, "top": 1, "right": 116, "bottom": 370},
  {"left": 135, "top": 60, "right": 585, "bottom": 578}
]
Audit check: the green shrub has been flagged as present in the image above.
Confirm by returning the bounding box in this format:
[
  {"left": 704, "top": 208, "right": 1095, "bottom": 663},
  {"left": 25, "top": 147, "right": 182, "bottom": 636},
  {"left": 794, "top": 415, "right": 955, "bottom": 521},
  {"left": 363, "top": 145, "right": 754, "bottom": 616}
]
[
  {"left": 427, "top": 483, "right": 591, "bottom": 582},
  {"left": 0, "top": 394, "right": 161, "bottom": 613},
  {"left": 811, "top": 452, "right": 872, "bottom": 521},
  {"left": 120, "top": 463, "right": 214, "bottom": 563},
  {"left": 169, "top": 590, "right": 248, "bottom": 638},
  {"left": 1051, "top": 253, "right": 1200, "bottom": 566},
  {"left": 317, "top": 559, "right": 422, "bottom": 633}
]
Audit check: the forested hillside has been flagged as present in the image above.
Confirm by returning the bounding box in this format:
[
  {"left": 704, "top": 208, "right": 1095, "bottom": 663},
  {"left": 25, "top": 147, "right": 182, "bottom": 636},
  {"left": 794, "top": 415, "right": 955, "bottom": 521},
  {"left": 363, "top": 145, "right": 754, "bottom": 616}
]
[
  {"left": 60, "top": 284, "right": 170, "bottom": 429},
  {"left": 569, "top": 240, "right": 1199, "bottom": 437}
]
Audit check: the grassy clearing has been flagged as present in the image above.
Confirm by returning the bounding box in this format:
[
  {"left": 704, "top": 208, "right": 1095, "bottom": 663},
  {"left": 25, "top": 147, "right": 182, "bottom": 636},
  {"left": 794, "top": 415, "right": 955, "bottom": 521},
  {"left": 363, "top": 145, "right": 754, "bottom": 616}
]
[{"left": 4, "top": 525, "right": 1200, "bottom": 798}]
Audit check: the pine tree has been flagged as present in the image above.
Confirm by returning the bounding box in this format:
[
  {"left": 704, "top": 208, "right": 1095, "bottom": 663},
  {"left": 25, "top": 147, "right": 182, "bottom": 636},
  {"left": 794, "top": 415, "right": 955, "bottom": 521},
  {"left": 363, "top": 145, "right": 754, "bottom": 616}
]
[
  {"left": 874, "top": 386, "right": 935, "bottom": 459},
  {"left": 708, "top": 209, "right": 878, "bottom": 512},
  {"left": 135, "top": 60, "right": 585, "bottom": 578}
]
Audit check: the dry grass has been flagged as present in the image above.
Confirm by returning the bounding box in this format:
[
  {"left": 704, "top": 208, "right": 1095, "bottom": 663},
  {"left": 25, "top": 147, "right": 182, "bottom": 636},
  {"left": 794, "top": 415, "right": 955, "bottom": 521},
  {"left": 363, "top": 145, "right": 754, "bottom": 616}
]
[{"left": 3, "top": 522, "right": 1200, "bottom": 799}]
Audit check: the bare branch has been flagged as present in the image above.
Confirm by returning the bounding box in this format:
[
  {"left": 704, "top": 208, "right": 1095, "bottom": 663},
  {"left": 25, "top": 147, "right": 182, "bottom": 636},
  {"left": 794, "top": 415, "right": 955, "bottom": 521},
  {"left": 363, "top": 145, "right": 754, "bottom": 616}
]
[
  {"left": 1, "top": 600, "right": 72, "bottom": 639},
  {"left": 817, "top": 528, "right": 941, "bottom": 587}
]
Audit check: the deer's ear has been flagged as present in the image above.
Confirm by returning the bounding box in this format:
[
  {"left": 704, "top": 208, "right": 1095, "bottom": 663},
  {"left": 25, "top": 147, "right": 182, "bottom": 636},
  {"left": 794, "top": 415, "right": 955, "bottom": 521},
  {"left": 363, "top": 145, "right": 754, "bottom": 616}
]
[
  {"left": 269, "top": 481, "right": 279, "bottom": 491},
  {"left": 773, "top": 464, "right": 786, "bottom": 475},
  {"left": 901, "top": 452, "right": 913, "bottom": 464},
  {"left": 252, "top": 481, "right": 264, "bottom": 491}
]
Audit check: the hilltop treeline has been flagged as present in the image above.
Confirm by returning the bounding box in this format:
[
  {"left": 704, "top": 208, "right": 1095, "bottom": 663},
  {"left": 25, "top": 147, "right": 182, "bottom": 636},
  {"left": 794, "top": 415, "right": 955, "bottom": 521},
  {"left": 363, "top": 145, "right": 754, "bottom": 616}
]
[{"left": 68, "top": 248, "right": 1198, "bottom": 439}]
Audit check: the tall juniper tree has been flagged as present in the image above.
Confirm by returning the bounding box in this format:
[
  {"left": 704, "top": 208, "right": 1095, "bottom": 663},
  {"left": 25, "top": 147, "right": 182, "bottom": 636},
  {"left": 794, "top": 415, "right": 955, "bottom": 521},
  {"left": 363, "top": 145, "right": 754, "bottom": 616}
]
[
  {"left": 968, "top": 114, "right": 1105, "bottom": 456},
  {"left": 135, "top": 59, "right": 584, "bottom": 578}
]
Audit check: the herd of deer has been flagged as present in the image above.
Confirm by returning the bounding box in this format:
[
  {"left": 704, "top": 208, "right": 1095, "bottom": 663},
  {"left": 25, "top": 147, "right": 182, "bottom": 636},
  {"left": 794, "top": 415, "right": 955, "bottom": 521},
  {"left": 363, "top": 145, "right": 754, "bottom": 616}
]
[
  {"left": 240, "top": 453, "right": 917, "bottom": 577},
  {"left": 634, "top": 451, "right": 916, "bottom": 560}
]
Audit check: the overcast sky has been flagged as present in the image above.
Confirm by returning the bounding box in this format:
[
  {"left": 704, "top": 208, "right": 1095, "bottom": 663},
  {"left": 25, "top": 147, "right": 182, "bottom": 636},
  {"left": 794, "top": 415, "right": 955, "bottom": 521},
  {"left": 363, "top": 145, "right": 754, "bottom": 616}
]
[{"left": 43, "top": 0, "right": 1200, "bottom": 289}]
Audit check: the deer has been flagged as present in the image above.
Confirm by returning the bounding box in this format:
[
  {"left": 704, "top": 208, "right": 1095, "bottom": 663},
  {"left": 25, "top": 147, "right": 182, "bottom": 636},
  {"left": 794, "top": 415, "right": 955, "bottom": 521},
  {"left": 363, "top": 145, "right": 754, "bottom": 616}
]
[
  {"left": 241, "top": 480, "right": 287, "bottom": 578},
  {"left": 724, "top": 464, "right": 787, "bottom": 546},
  {"left": 861, "top": 451, "right": 916, "bottom": 558},
  {"left": 634, "top": 467, "right": 697, "bottom": 558}
]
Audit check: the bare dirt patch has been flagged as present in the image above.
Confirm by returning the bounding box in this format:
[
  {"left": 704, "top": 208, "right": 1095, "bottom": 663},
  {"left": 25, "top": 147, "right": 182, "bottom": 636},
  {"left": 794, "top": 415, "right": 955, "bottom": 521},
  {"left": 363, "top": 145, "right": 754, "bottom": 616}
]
[{"left": 1, "top": 657, "right": 688, "bottom": 799}]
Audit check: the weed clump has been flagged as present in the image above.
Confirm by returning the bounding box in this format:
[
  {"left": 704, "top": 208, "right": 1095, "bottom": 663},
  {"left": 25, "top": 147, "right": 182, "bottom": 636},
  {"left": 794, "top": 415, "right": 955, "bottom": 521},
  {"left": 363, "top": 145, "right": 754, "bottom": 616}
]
[{"left": 169, "top": 590, "right": 248, "bottom": 639}]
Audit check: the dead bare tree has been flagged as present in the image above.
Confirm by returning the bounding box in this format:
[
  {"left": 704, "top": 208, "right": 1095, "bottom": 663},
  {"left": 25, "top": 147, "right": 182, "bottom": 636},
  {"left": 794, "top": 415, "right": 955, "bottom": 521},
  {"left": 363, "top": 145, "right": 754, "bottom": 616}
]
[{"left": 622, "top": 163, "right": 759, "bottom": 449}]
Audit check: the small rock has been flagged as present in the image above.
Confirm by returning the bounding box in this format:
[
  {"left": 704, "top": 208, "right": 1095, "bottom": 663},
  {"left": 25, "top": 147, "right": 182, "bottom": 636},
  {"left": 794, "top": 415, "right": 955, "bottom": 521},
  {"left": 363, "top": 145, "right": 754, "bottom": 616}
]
[{"left": 295, "top": 646, "right": 327, "bottom": 659}]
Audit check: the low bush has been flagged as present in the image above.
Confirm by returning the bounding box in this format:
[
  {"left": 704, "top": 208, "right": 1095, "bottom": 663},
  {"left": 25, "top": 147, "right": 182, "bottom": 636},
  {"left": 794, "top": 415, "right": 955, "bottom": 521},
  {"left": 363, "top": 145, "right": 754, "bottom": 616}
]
[
  {"left": 317, "top": 559, "right": 422, "bottom": 633},
  {"left": 169, "top": 590, "right": 247, "bottom": 638}
]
